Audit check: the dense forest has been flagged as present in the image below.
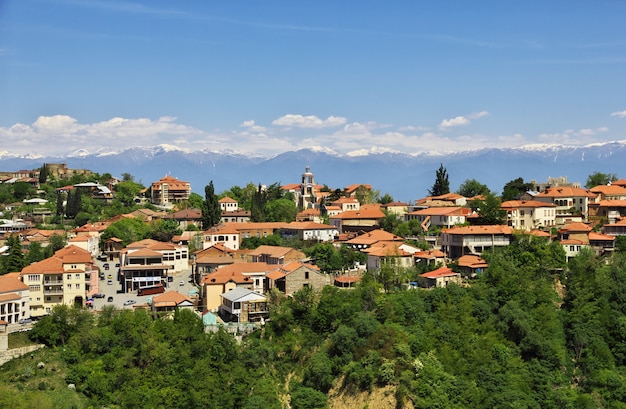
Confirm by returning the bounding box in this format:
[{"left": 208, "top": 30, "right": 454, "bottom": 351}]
[{"left": 1, "top": 235, "right": 626, "bottom": 408}]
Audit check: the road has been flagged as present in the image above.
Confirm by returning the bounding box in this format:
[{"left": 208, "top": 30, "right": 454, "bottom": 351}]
[{"left": 89, "top": 257, "right": 198, "bottom": 311}]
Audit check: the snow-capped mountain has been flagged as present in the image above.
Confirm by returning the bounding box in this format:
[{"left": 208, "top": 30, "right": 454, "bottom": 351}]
[{"left": 1, "top": 142, "right": 625, "bottom": 201}]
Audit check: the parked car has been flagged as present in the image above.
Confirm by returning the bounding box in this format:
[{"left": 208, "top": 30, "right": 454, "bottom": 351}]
[
  {"left": 179, "top": 281, "right": 185, "bottom": 286},
  {"left": 123, "top": 299, "right": 136, "bottom": 306},
  {"left": 107, "top": 296, "right": 113, "bottom": 302},
  {"left": 103, "top": 263, "right": 110, "bottom": 270},
  {"left": 115, "top": 262, "right": 120, "bottom": 268},
  {"left": 93, "top": 293, "right": 105, "bottom": 298},
  {"left": 107, "top": 279, "right": 113, "bottom": 285},
  {"left": 97, "top": 254, "right": 107, "bottom": 261},
  {"left": 107, "top": 274, "right": 113, "bottom": 279},
  {"left": 19, "top": 318, "right": 33, "bottom": 325}
]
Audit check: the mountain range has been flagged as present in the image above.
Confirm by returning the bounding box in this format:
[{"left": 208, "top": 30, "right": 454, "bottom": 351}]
[{"left": 1, "top": 141, "right": 625, "bottom": 202}]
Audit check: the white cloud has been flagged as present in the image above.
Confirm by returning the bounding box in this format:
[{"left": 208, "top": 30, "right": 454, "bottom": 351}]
[
  {"left": 439, "top": 116, "right": 470, "bottom": 129},
  {"left": 240, "top": 120, "right": 266, "bottom": 132},
  {"left": 272, "top": 114, "right": 347, "bottom": 128},
  {"left": 611, "top": 110, "right": 626, "bottom": 118},
  {"left": 468, "top": 111, "right": 489, "bottom": 119},
  {"left": 439, "top": 111, "right": 489, "bottom": 130}
]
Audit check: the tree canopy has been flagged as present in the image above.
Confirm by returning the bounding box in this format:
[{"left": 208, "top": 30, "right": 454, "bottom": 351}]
[
  {"left": 501, "top": 177, "right": 533, "bottom": 201},
  {"left": 428, "top": 163, "right": 450, "bottom": 196},
  {"left": 585, "top": 171, "right": 618, "bottom": 188},
  {"left": 457, "top": 178, "right": 490, "bottom": 198}
]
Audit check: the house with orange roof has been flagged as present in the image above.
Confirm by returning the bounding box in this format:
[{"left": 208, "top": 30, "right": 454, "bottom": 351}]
[
  {"left": 414, "top": 249, "right": 447, "bottom": 266},
  {"left": 500, "top": 200, "right": 557, "bottom": 231},
  {"left": 381, "top": 201, "right": 409, "bottom": 219},
  {"left": 218, "top": 196, "right": 251, "bottom": 223},
  {"left": 0, "top": 273, "right": 30, "bottom": 324},
  {"left": 345, "top": 229, "right": 404, "bottom": 250},
  {"left": 201, "top": 224, "right": 241, "bottom": 250},
  {"left": 419, "top": 266, "right": 461, "bottom": 288},
  {"left": 323, "top": 205, "right": 342, "bottom": 218},
  {"left": 120, "top": 239, "right": 187, "bottom": 293},
  {"left": 200, "top": 263, "right": 271, "bottom": 310},
  {"left": 248, "top": 245, "right": 305, "bottom": 265},
  {"left": 364, "top": 242, "right": 421, "bottom": 272},
  {"left": 588, "top": 232, "right": 615, "bottom": 256},
  {"left": 125, "top": 238, "right": 189, "bottom": 272},
  {"left": 193, "top": 243, "right": 239, "bottom": 279},
  {"left": 281, "top": 221, "right": 339, "bottom": 242},
  {"left": 405, "top": 206, "right": 473, "bottom": 230},
  {"left": 103, "top": 237, "right": 124, "bottom": 260},
  {"left": 164, "top": 208, "right": 202, "bottom": 230},
  {"left": 589, "top": 184, "right": 626, "bottom": 201},
  {"left": 533, "top": 186, "right": 596, "bottom": 223},
  {"left": 441, "top": 225, "right": 514, "bottom": 259},
  {"left": 150, "top": 175, "right": 191, "bottom": 207},
  {"left": 588, "top": 200, "right": 626, "bottom": 225},
  {"left": 151, "top": 291, "right": 195, "bottom": 313},
  {"left": 21, "top": 245, "right": 94, "bottom": 317},
  {"left": 456, "top": 255, "right": 488, "bottom": 277},
  {"left": 413, "top": 193, "right": 468, "bottom": 208},
  {"left": 296, "top": 208, "right": 322, "bottom": 223},
  {"left": 557, "top": 222, "right": 592, "bottom": 261},
  {"left": 67, "top": 232, "right": 99, "bottom": 256},
  {"left": 611, "top": 179, "right": 626, "bottom": 188},
  {"left": 330, "top": 204, "right": 385, "bottom": 234},
  {"left": 220, "top": 287, "right": 268, "bottom": 323},
  {"left": 266, "top": 261, "right": 328, "bottom": 296},
  {"left": 602, "top": 218, "right": 626, "bottom": 236},
  {"left": 331, "top": 197, "right": 360, "bottom": 212},
  {"left": 218, "top": 221, "right": 289, "bottom": 243},
  {"left": 343, "top": 184, "right": 372, "bottom": 199},
  {"left": 219, "top": 196, "right": 239, "bottom": 212}
]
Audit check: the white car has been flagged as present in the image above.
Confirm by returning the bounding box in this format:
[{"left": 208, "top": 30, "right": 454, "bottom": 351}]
[{"left": 179, "top": 281, "right": 185, "bottom": 286}]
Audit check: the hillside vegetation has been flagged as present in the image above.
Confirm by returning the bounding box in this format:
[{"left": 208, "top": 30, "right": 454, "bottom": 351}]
[{"left": 2, "top": 236, "right": 626, "bottom": 408}]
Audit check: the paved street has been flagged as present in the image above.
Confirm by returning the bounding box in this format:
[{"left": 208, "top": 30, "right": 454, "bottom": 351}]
[{"left": 89, "top": 258, "right": 197, "bottom": 311}]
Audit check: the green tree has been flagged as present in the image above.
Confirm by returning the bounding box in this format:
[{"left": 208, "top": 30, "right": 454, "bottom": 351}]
[
  {"left": 188, "top": 192, "right": 203, "bottom": 209},
  {"left": 251, "top": 184, "right": 267, "bottom": 222},
  {"left": 201, "top": 181, "right": 221, "bottom": 229},
  {"left": 585, "top": 171, "right": 618, "bottom": 188},
  {"left": 457, "top": 178, "right": 490, "bottom": 197},
  {"left": 265, "top": 198, "right": 297, "bottom": 222},
  {"left": 378, "top": 193, "right": 394, "bottom": 204},
  {"left": 1, "top": 235, "right": 25, "bottom": 274},
  {"left": 55, "top": 192, "right": 65, "bottom": 217},
  {"left": 101, "top": 218, "right": 150, "bottom": 247},
  {"left": 38, "top": 164, "right": 49, "bottom": 184},
  {"left": 149, "top": 219, "right": 182, "bottom": 242},
  {"left": 26, "top": 241, "right": 45, "bottom": 265},
  {"left": 114, "top": 180, "right": 144, "bottom": 207},
  {"left": 470, "top": 192, "right": 506, "bottom": 225},
  {"left": 428, "top": 163, "right": 450, "bottom": 196},
  {"left": 12, "top": 182, "right": 35, "bottom": 201},
  {"left": 502, "top": 177, "right": 533, "bottom": 201}
]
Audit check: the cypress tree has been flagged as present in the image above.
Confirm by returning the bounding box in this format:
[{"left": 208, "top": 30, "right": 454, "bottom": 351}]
[{"left": 201, "top": 181, "right": 221, "bottom": 229}]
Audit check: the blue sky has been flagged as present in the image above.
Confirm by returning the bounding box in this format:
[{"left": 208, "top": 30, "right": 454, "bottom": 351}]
[{"left": 1, "top": 0, "right": 626, "bottom": 157}]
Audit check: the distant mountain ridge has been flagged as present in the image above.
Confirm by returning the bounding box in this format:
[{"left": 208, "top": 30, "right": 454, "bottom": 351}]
[{"left": 1, "top": 141, "right": 625, "bottom": 201}]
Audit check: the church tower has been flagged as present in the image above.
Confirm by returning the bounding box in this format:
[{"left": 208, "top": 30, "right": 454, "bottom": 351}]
[{"left": 300, "top": 165, "right": 315, "bottom": 209}]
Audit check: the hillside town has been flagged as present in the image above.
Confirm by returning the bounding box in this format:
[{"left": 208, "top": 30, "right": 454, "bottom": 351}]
[{"left": 0, "top": 162, "right": 622, "bottom": 334}]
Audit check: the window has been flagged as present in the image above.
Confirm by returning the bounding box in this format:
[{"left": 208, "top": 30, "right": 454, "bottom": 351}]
[
  {"left": 67, "top": 274, "right": 71, "bottom": 280},
  {"left": 305, "top": 271, "right": 309, "bottom": 279},
  {"left": 75, "top": 273, "right": 80, "bottom": 279},
  {"left": 76, "top": 284, "right": 80, "bottom": 290},
  {"left": 27, "top": 274, "right": 41, "bottom": 282},
  {"left": 67, "top": 284, "right": 72, "bottom": 290},
  {"left": 234, "top": 302, "right": 241, "bottom": 309}
]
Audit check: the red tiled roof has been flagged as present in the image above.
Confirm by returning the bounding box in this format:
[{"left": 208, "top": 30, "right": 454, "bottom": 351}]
[
  {"left": 500, "top": 200, "right": 557, "bottom": 209},
  {"left": 442, "top": 225, "right": 513, "bottom": 235},
  {"left": 535, "top": 186, "right": 596, "bottom": 198},
  {"left": 588, "top": 232, "right": 615, "bottom": 241},
  {"left": 559, "top": 222, "right": 592, "bottom": 233},
  {"left": 420, "top": 266, "right": 458, "bottom": 279}
]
